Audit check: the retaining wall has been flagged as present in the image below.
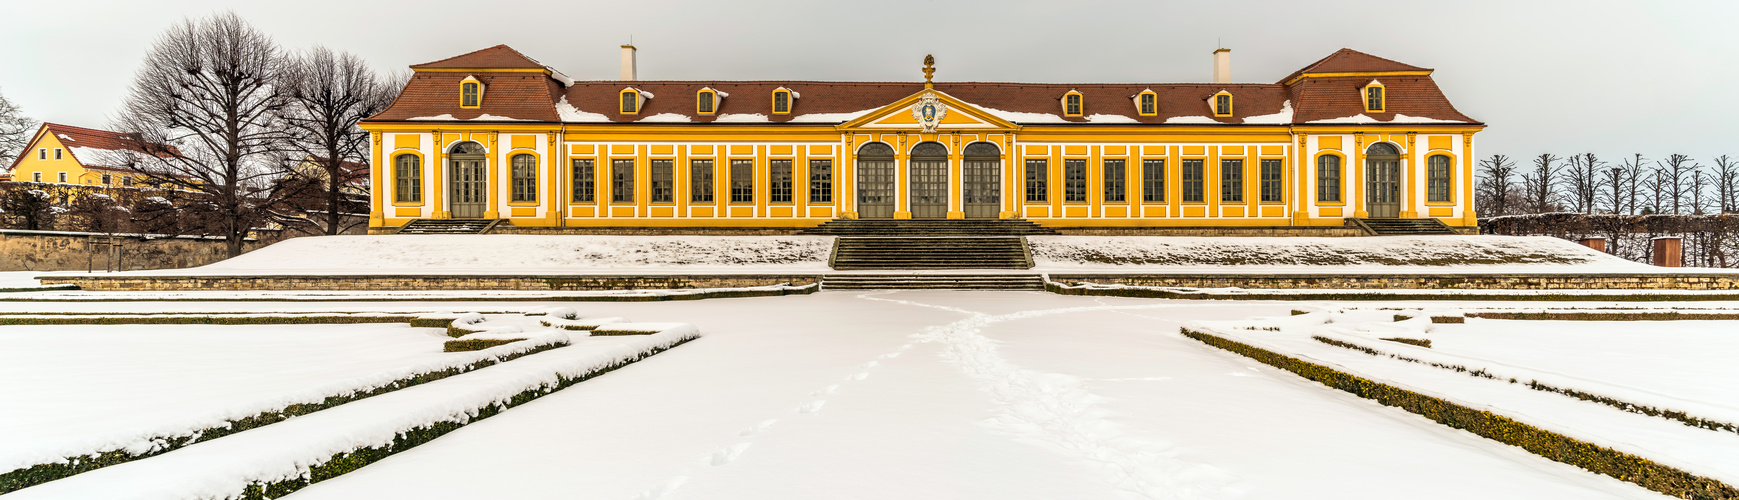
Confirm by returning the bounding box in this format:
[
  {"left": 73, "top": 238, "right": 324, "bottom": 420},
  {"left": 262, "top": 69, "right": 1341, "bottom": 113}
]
[
  {"left": 40, "top": 274, "right": 822, "bottom": 291},
  {"left": 0, "top": 230, "right": 262, "bottom": 272},
  {"left": 1047, "top": 273, "right": 1739, "bottom": 290}
]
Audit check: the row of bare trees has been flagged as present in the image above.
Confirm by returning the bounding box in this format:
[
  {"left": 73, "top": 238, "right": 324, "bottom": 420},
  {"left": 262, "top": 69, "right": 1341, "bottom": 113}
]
[
  {"left": 1476, "top": 153, "right": 1739, "bottom": 217},
  {"left": 103, "top": 12, "right": 400, "bottom": 256}
]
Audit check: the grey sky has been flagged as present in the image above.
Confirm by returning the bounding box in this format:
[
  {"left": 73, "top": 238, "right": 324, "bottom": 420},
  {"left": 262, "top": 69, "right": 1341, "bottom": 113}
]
[{"left": 5, "top": 0, "right": 1736, "bottom": 166}]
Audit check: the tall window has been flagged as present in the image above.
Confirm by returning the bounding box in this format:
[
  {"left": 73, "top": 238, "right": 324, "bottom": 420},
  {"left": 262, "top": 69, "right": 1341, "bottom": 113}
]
[
  {"left": 1181, "top": 159, "right": 1204, "bottom": 202},
  {"left": 571, "top": 159, "right": 595, "bottom": 202},
  {"left": 690, "top": 159, "right": 714, "bottom": 202},
  {"left": 102, "top": 174, "right": 112, "bottom": 185},
  {"left": 1139, "top": 93, "right": 1156, "bottom": 115},
  {"left": 1367, "top": 86, "right": 1385, "bottom": 112},
  {"left": 1064, "top": 93, "right": 1082, "bottom": 116},
  {"left": 772, "top": 90, "right": 790, "bottom": 114},
  {"left": 611, "top": 159, "right": 634, "bottom": 202},
  {"left": 1064, "top": 159, "right": 1087, "bottom": 202},
  {"left": 1428, "top": 155, "right": 1453, "bottom": 202},
  {"left": 1142, "top": 159, "right": 1165, "bottom": 202},
  {"left": 1220, "top": 159, "right": 1243, "bottom": 202},
  {"left": 730, "top": 159, "right": 754, "bottom": 203},
  {"left": 461, "top": 82, "right": 480, "bottom": 107},
  {"left": 1260, "top": 159, "right": 1284, "bottom": 203},
  {"left": 698, "top": 90, "right": 715, "bottom": 114},
  {"left": 1215, "top": 94, "right": 1232, "bottom": 115},
  {"left": 769, "top": 160, "right": 793, "bottom": 203},
  {"left": 394, "top": 154, "right": 422, "bottom": 202},
  {"left": 809, "top": 159, "right": 833, "bottom": 203},
  {"left": 650, "top": 159, "right": 674, "bottom": 203},
  {"left": 1317, "top": 155, "right": 1341, "bottom": 202},
  {"left": 511, "top": 154, "right": 537, "bottom": 202},
  {"left": 1025, "top": 159, "right": 1048, "bottom": 202},
  {"left": 1103, "top": 159, "right": 1126, "bottom": 202}
]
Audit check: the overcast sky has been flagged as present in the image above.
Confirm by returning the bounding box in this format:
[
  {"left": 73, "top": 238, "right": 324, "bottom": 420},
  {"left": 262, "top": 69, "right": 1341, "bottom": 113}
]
[{"left": 5, "top": 0, "right": 1736, "bottom": 166}]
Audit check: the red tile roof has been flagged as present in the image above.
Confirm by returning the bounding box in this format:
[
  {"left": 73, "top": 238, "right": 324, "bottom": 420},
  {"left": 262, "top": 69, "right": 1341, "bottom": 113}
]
[
  {"left": 410, "top": 44, "right": 548, "bottom": 70},
  {"left": 365, "top": 46, "right": 1478, "bottom": 127},
  {"left": 6, "top": 123, "right": 174, "bottom": 172}
]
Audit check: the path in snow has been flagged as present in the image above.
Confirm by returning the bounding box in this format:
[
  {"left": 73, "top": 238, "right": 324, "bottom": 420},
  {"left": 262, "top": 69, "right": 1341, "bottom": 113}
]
[{"left": 277, "top": 292, "right": 1661, "bottom": 500}]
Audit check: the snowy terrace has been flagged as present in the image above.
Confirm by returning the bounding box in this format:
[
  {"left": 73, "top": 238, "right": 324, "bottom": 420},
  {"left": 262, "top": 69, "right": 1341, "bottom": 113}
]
[
  {"left": 24, "top": 233, "right": 1729, "bottom": 279},
  {"left": 3, "top": 293, "right": 1727, "bottom": 499}
]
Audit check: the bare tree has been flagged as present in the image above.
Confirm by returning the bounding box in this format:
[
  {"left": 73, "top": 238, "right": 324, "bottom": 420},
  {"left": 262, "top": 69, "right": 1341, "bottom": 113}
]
[
  {"left": 1619, "top": 154, "right": 1646, "bottom": 214},
  {"left": 1520, "top": 153, "right": 1561, "bottom": 213},
  {"left": 1657, "top": 154, "right": 1698, "bottom": 214},
  {"left": 275, "top": 46, "right": 399, "bottom": 235},
  {"left": 0, "top": 86, "right": 37, "bottom": 167},
  {"left": 1476, "top": 154, "right": 1519, "bottom": 216},
  {"left": 112, "top": 12, "right": 289, "bottom": 257},
  {"left": 1563, "top": 153, "right": 1604, "bottom": 213},
  {"left": 1713, "top": 155, "right": 1739, "bottom": 214}
]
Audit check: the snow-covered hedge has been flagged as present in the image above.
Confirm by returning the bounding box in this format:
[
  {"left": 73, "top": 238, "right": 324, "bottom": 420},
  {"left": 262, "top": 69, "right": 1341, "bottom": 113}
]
[
  {"left": 1179, "top": 326, "right": 1737, "bottom": 499},
  {"left": 0, "top": 314, "right": 417, "bottom": 326},
  {"left": 1029, "top": 235, "right": 1634, "bottom": 269},
  {"left": 190, "top": 235, "right": 836, "bottom": 274},
  {"left": 0, "top": 334, "right": 569, "bottom": 494}
]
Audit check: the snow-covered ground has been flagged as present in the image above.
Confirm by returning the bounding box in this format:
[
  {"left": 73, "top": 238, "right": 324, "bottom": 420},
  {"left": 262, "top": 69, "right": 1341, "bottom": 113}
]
[
  {"left": 0, "top": 322, "right": 454, "bottom": 472},
  {"left": 1030, "top": 235, "right": 1699, "bottom": 274},
  {"left": 34, "top": 234, "right": 1724, "bottom": 280},
  {"left": 5, "top": 294, "right": 1714, "bottom": 498},
  {"left": 1430, "top": 318, "right": 1739, "bottom": 408}
]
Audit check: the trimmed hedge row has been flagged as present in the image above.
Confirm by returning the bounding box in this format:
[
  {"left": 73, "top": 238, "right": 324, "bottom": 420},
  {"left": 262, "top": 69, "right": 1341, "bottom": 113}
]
[
  {"left": 1431, "top": 316, "right": 1466, "bottom": 324},
  {"left": 1184, "top": 328, "right": 1739, "bottom": 499},
  {"left": 1380, "top": 337, "right": 1433, "bottom": 348},
  {"left": 0, "top": 339, "right": 568, "bottom": 493},
  {"left": 442, "top": 339, "right": 519, "bottom": 352},
  {"left": 1470, "top": 311, "right": 1739, "bottom": 321},
  {"left": 1313, "top": 333, "right": 1739, "bottom": 438},
  {"left": 234, "top": 335, "right": 698, "bottom": 500},
  {"left": 1045, "top": 281, "right": 1739, "bottom": 302},
  {"left": 0, "top": 315, "right": 417, "bottom": 326}
]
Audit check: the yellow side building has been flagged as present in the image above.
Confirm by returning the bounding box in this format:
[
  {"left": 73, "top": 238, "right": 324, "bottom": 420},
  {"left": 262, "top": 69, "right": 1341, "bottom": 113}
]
[
  {"left": 7, "top": 123, "right": 151, "bottom": 189},
  {"left": 361, "top": 45, "right": 1484, "bottom": 233}
]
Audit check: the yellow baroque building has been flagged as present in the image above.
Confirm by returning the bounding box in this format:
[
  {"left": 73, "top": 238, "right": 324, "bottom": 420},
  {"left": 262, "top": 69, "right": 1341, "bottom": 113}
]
[{"left": 361, "top": 45, "right": 1483, "bottom": 233}]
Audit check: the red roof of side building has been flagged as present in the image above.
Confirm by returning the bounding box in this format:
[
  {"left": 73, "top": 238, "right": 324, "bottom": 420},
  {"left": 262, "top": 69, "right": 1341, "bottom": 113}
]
[
  {"left": 5, "top": 123, "right": 176, "bottom": 172},
  {"left": 365, "top": 46, "right": 1478, "bottom": 127}
]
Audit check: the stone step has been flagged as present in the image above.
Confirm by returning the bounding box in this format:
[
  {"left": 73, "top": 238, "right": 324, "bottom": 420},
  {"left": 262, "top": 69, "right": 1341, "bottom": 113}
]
[
  {"left": 820, "top": 274, "right": 1045, "bottom": 290},
  {"left": 396, "top": 219, "right": 502, "bottom": 235},
  {"left": 802, "top": 218, "right": 1058, "bottom": 236}
]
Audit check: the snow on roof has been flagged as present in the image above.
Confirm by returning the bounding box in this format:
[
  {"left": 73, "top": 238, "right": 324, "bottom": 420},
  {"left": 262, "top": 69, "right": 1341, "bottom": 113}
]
[
  {"left": 713, "top": 113, "right": 770, "bottom": 123},
  {"left": 556, "top": 96, "right": 610, "bottom": 122},
  {"left": 637, "top": 113, "right": 692, "bottom": 123},
  {"left": 1305, "top": 113, "right": 1467, "bottom": 124},
  {"left": 1242, "top": 100, "right": 1293, "bottom": 124}
]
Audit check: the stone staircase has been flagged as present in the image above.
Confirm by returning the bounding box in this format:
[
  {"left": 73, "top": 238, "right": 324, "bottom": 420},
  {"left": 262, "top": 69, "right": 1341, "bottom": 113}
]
[
  {"left": 395, "top": 219, "right": 502, "bottom": 235},
  {"left": 831, "top": 236, "right": 1033, "bottom": 270},
  {"left": 821, "top": 274, "right": 1045, "bottom": 290},
  {"left": 1350, "top": 218, "right": 1457, "bottom": 236},
  {"left": 801, "top": 218, "right": 1058, "bottom": 236}
]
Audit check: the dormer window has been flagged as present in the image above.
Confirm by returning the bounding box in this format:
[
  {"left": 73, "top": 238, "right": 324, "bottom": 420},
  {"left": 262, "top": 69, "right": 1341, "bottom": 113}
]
[
  {"left": 1364, "top": 81, "right": 1386, "bottom": 113},
  {"left": 771, "top": 87, "right": 796, "bottom": 114},
  {"left": 1134, "top": 89, "right": 1158, "bottom": 116},
  {"left": 460, "top": 76, "right": 483, "bottom": 109},
  {"left": 1062, "top": 90, "right": 1084, "bottom": 117},
  {"left": 697, "top": 88, "right": 717, "bottom": 114},
  {"left": 1211, "top": 91, "right": 1233, "bottom": 117},
  {"left": 620, "top": 87, "right": 650, "bottom": 115}
]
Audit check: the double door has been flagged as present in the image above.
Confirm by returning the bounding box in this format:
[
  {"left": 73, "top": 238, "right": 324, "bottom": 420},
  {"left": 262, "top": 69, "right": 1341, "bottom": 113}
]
[
  {"left": 450, "top": 159, "right": 486, "bottom": 218},
  {"left": 1365, "top": 159, "right": 1401, "bottom": 218}
]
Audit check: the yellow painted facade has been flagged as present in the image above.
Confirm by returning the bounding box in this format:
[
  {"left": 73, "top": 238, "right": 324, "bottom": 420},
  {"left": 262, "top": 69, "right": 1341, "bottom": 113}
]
[
  {"left": 362, "top": 48, "right": 1485, "bottom": 230},
  {"left": 8, "top": 126, "right": 147, "bottom": 189}
]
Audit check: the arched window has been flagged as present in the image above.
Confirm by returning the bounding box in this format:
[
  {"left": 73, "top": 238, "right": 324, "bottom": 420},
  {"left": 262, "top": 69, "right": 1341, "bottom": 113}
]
[
  {"left": 1317, "top": 155, "right": 1341, "bottom": 202},
  {"left": 511, "top": 154, "right": 537, "bottom": 202},
  {"left": 619, "top": 89, "right": 640, "bottom": 114},
  {"left": 856, "top": 143, "right": 896, "bottom": 218},
  {"left": 394, "top": 154, "right": 422, "bottom": 203},
  {"left": 1367, "top": 143, "right": 1399, "bottom": 156},
  {"left": 857, "top": 142, "right": 894, "bottom": 157},
  {"left": 1428, "top": 155, "right": 1452, "bottom": 202},
  {"left": 460, "top": 78, "right": 483, "bottom": 108},
  {"left": 962, "top": 142, "right": 1000, "bottom": 157},
  {"left": 910, "top": 142, "right": 948, "bottom": 157}
]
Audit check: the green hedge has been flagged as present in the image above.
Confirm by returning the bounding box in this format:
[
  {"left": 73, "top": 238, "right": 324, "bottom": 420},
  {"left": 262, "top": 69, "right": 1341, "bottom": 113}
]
[
  {"left": 1471, "top": 311, "right": 1739, "bottom": 321},
  {"left": 443, "top": 339, "right": 522, "bottom": 352},
  {"left": 1380, "top": 337, "right": 1433, "bottom": 348},
  {"left": 0, "top": 315, "right": 416, "bottom": 326},
  {"left": 1185, "top": 328, "right": 1738, "bottom": 499},
  {"left": 0, "top": 340, "right": 567, "bottom": 493},
  {"left": 234, "top": 335, "right": 698, "bottom": 500},
  {"left": 1431, "top": 316, "right": 1465, "bottom": 324}
]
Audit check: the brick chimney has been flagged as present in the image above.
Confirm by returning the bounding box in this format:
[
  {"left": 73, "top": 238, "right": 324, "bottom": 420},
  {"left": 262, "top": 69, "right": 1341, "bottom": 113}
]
[
  {"left": 1213, "top": 48, "right": 1231, "bottom": 83},
  {"left": 620, "top": 44, "right": 637, "bottom": 81}
]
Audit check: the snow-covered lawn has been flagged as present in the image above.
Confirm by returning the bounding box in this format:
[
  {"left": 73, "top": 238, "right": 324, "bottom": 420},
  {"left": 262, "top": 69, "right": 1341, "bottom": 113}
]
[
  {"left": 1430, "top": 318, "right": 1739, "bottom": 408},
  {"left": 1030, "top": 235, "right": 1703, "bottom": 273},
  {"left": 0, "top": 322, "right": 453, "bottom": 472},
  {"left": 7, "top": 294, "right": 1717, "bottom": 498},
  {"left": 270, "top": 292, "right": 1660, "bottom": 499}
]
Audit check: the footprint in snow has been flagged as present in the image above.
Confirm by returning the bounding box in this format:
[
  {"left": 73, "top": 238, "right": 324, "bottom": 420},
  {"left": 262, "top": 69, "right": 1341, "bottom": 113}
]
[
  {"left": 739, "top": 419, "right": 777, "bottom": 437},
  {"left": 812, "top": 384, "right": 840, "bottom": 396},
  {"left": 799, "top": 400, "right": 827, "bottom": 414},
  {"left": 851, "top": 372, "right": 869, "bottom": 381},
  {"left": 710, "top": 443, "right": 752, "bottom": 466},
  {"left": 881, "top": 352, "right": 902, "bottom": 359},
  {"left": 861, "top": 360, "right": 879, "bottom": 368}
]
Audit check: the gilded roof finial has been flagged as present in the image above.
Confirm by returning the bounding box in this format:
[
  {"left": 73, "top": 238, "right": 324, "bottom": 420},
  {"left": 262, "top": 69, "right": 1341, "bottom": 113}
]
[{"left": 923, "top": 54, "right": 936, "bottom": 88}]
